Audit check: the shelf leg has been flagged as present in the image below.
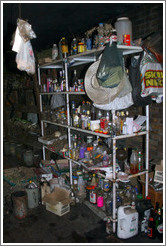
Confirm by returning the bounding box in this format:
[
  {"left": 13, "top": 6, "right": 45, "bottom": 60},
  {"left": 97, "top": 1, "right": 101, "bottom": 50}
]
[{"left": 145, "top": 105, "right": 149, "bottom": 197}]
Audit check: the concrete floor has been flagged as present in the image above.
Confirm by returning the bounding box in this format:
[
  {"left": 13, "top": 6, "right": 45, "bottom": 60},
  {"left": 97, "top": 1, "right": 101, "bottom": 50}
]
[
  {"left": 3, "top": 155, "right": 163, "bottom": 244},
  {"left": 3, "top": 202, "right": 163, "bottom": 244}
]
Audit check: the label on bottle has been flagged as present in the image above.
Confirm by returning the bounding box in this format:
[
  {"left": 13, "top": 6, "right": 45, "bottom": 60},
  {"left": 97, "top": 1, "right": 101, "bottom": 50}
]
[
  {"left": 90, "top": 191, "right": 97, "bottom": 204},
  {"left": 61, "top": 45, "right": 68, "bottom": 53},
  {"left": 147, "top": 227, "right": 153, "bottom": 237},
  {"left": 123, "top": 34, "right": 131, "bottom": 46},
  {"left": 157, "top": 224, "right": 163, "bottom": 233}
]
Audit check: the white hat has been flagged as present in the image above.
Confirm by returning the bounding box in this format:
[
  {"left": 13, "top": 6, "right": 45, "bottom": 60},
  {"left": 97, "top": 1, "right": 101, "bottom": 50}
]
[{"left": 84, "top": 60, "right": 125, "bottom": 105}]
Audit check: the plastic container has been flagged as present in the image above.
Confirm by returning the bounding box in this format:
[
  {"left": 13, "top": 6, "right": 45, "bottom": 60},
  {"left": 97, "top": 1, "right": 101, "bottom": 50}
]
[
  {"left": 130, "top": 149, "right": 139, "bottom": 174},
  {"left": 25, "top": 184, "right": 39, "bottom": 209},
  {"left": 117, "top": 205, "right": 138, "bottom": 239},
  {"left": 115, "top": 17, "right": 132, "bottom": 45}
]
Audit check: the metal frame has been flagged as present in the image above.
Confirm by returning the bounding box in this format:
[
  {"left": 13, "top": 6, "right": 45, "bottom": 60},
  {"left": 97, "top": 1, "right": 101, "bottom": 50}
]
[{"left": 38, "top": 45, "right": 150, "bottom": 233}]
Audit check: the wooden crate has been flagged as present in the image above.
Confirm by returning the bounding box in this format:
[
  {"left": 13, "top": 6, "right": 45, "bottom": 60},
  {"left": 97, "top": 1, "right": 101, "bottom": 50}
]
[{"left": 140, "top": 181, "right": 163, "bottom": 208}]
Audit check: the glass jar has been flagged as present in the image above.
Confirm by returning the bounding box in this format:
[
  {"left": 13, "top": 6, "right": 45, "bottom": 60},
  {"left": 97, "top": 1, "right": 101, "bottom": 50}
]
[
  {"left": 16, "top": 144, "right": 23, "bottom": 161},
  {"left": 10, "top": 142, "right": 16, "bottom": 156},
  {"left": 103, "top": 179, "right": 111, "bottom": 192},
  {"left": 23, "top": 150, "right": 33, "bottom": 167},
  {"left": 4, "top": 141, "right": 10, "bottom": 155}
]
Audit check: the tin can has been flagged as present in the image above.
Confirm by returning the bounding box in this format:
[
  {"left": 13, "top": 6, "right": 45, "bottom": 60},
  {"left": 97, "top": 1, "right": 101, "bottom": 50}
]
[
  {"left": 103, "top": 179, "right": 110, "bottom": 192},
  {"left": 11, "top": 191, "right": 28, "bottom": 219},
  {"left": 90, "top": 186, "right": 97, "bottom": 204},
  {"left": 123, "top": 34, "right": 130, "bottom": 46}
]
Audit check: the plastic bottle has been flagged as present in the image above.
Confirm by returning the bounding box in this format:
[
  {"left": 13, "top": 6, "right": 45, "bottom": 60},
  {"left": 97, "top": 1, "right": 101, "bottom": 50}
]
[
  {"left": 71, "top": 38, "right": 77, "bottom": 55},
  {"left": 77, "top": 174, "right": 86, "bottom": 199},
  {"left": 147, "top": 209, "right": 156, "bottom": 239},
  {"left": 97, "top": 187, "right": 104, "bottom": 208},
  {"left": 52, "top": 44, "right": 58, "bottom": 60},
  {"left": 61, "top": 37, "right": 68, "bottom": 56},
  {"left": 130, "top": 149, "right": 139, "bottom": 174},
  {"left": 115, "top": 17, "right": 132, "bottom": 45}
]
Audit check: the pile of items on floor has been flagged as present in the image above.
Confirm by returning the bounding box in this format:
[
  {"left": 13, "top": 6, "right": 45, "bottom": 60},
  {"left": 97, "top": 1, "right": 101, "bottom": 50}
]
[{"left": 3, "top": 157, "right": 163, "bottom": 240}]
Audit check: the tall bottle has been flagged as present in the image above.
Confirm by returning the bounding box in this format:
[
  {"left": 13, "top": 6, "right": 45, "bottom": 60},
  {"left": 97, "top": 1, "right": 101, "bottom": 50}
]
[
  {"left": 155, "top": 208, "right": 163, "bottom": 240},
  {"left": 130, "top": 148, "right": 139, "bottom": 174},
  {"left": 71, "top": 69, "right": 78, "bottom": 92},
  {"left": 138, "top": 151, "right": 143, "bottom": 171},
  {"left": 61, "top": 37, "right": 68, "bottom": 57},
  {"left": 52, "top": 44, "right": 58, "bottom": 60}
]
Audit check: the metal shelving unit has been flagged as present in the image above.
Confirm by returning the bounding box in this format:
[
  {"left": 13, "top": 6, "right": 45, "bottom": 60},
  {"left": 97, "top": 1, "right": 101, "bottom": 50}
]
[{"left": 38, "top": 45, "right": 149, "bottom": 233}]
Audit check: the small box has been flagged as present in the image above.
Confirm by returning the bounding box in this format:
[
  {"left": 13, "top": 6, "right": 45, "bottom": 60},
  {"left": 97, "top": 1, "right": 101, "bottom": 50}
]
[
  {"left": 43, "top": 187, "right": 70, "bottom": 216},
  {"left": 46, "top": 202, "right": 70, "bottom": 216}
]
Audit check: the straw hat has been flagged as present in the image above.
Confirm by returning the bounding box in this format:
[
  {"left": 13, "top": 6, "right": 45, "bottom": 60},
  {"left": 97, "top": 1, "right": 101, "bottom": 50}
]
[{"left": 84, "top": 60, "right": 125, "bottom": 105}]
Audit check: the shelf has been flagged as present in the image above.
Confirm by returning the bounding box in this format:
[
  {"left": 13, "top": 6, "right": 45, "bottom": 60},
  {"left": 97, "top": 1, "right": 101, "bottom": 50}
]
[
  {"left": 40, "top": 91, "right": 86, "bottom": 95},
  {"left": 42, "top": 120, "right": 111, "bottom": 138},
  {"left": 113, "top": 131, "right": 147, "bottom": 140},
  {"left": 38, "top": 45, "right": 143, "bottom": 68}
]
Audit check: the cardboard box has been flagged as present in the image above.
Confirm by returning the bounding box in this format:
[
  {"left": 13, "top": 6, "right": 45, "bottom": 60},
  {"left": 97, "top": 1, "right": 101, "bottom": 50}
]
[
  {"left": 154, "top": 160, "right": 163, "bottom": 183},
  {"left": 139, "top": 171, "right": 163, "bottom": 207},
  {"left": 43, "top": 187, "right": 70, "bottom": 216}
]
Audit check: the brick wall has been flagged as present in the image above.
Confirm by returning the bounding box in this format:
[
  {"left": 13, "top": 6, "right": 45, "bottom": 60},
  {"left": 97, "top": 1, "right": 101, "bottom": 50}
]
[{"left": 119, "top": 3, "right": 163, "bottom": 162}]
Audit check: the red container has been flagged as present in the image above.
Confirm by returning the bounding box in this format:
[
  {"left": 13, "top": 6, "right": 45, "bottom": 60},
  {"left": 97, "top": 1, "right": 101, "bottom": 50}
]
[{"left": 123, "top": 34, "right": 131, "bottom": 46}]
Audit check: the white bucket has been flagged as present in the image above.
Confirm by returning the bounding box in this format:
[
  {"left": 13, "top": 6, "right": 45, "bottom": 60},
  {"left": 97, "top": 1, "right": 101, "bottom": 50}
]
[
  {"left": 115, "top": 17, "right": 132, "bottom": 45},
  {"left": 25, "top": 187, "right": 39, "bottom": 209},
  {"left": 117, "top": 205, "right": 138, "bottom": 239}
]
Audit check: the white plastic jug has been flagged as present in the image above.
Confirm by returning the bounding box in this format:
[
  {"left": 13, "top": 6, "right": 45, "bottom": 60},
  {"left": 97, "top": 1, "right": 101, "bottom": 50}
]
[
  {"left": 25, "top": 187, "right": 39, "bottom": 209},
  {"left": 117, "top": 205, "right": 138, "bottom": 239},
  {"left": 115, "top": 17, "right": 132, "bottom": 45}
]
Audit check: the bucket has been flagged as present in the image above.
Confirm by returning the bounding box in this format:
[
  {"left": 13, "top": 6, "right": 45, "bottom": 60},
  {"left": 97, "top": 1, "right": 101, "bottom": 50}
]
[
  {"left": 117, "top": 205, "right": 138, "bottom": 239},
  {"left": 25, "top": 186, "right": 39, "bottom": 208},
  {"left": 11, "top": 191, "right": 28, "bottom": 219},
  {"left": 115, "top": 17, "right": 132, "bottom": 45}
]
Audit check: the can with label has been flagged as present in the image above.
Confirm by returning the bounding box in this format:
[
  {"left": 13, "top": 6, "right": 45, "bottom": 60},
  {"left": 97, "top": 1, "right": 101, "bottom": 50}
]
[
  {"left": 123, "top": 34, "right": 131, "bottom": 46},
  {"left": 90, "top": 186, "right": 97, "bottom": 204}
]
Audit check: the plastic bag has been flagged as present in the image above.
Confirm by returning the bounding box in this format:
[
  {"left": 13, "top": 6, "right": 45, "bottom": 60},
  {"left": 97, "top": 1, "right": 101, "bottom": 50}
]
[
  {"left": 96, "top": 42, "right": 124, "bottom": 88},
  {"left": 140, "top": 49, "right": 163, "bottom": 97},
  {"left": 16, "top": 39, "right": 36, "bottom": 75},
  {"left": 17, "top": 18, "right": 37, "bottom": 42},
  {"left": 50, "top": 94, "right": 65, "bottom": 109}
]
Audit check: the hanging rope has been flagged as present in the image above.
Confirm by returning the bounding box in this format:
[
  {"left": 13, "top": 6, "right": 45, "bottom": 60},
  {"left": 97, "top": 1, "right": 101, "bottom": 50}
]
[{"left": 19, "top": 3, "right": 21, "bottom": 19}]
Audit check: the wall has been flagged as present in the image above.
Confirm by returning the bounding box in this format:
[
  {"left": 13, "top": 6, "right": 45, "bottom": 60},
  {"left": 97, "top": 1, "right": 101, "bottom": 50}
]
[{"left": 121, "top": 3, "right": 163, "bottom": 162}]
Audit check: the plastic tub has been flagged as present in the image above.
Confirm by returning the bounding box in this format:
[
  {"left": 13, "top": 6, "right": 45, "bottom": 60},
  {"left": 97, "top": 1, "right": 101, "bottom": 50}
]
[{"left": 115, "top": 17, "right": 132, "bottom": 45}]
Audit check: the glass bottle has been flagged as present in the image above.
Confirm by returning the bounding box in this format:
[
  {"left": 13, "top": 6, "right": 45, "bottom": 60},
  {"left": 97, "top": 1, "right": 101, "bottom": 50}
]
[
  {"left": 138, "top": 151, "right": 143, "bottom": 171},
  {"left": 71, "top": 69, "right": 78, "bottom": 92},
  {"left": 86, "top": 136, "right": 93, "bottom": 152},
  {"left": 77, "top": 174, "right": 86, "bottom": 200},
  {"left": 130, "top": 148, "right": 139, "bottom": 174},
  {"left": 61, "top": 37, "right": 68, "bottom": 56},
  {"left": 71, "top": 38, "right": 77, "bottom": 55},
  {"left": 91, "top": 105, "right": 96, "bottom": 120},
  {"left": 155, "top": 208, "right": 163, "bottom": 240},
  {"left": 91, "top": 173, "right": 98, "bottom": 187}
]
